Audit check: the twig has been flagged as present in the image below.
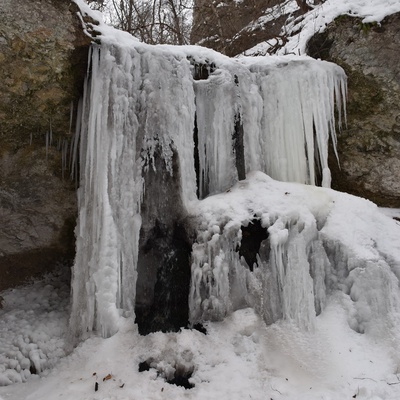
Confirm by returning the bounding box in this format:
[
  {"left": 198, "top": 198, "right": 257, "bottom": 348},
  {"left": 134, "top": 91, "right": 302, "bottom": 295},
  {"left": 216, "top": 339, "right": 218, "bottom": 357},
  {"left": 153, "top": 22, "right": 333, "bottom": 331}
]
[
  {"left": 387, "top": 374, "right": 400, "bottom": 385},
  {"left": 271, "top": 385, "right": 282, "bottom": 395},
  {"left": 354, "top": 377, "right": 377, "bottom": 382}
]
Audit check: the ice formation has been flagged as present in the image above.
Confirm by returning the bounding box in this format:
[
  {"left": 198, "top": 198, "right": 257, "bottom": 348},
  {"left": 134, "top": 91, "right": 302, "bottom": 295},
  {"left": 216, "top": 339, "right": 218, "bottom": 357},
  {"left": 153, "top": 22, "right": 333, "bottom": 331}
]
[
  {"left": 68, "top": 30, "right": 348, "bottom": 341},
  {"left": 3, "top": 1, "right": 400, "bottom": 396},
  {"left": 189, "top": 172, "right": 400, "bottom": 339},
  {"left": 70, "top": 37, "right": 345, "bottom": 338}
]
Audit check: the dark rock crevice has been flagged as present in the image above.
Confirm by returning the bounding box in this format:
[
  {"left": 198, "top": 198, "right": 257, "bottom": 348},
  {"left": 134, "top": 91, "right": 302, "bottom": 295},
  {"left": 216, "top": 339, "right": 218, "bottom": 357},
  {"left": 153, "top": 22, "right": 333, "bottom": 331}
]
[
  {"left": 238, "top": 220, "right": 269, "bottom": 271},
  {"left": 138, "top": 359, "right": 195, "bottom": 389},
  {"left": 135, "top": 146, "right": 193, "bottom": 335}
]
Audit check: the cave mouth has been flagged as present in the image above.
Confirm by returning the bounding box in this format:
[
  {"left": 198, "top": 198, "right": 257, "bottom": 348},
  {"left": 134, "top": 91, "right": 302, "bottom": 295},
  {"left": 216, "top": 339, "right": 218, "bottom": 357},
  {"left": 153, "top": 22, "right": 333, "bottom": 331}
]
[
  {"left": 239, "top": 219, "right": 269, "bottom": 271},
  {"left": 138, "top": 360, "right": 195, "bottom": 389}
]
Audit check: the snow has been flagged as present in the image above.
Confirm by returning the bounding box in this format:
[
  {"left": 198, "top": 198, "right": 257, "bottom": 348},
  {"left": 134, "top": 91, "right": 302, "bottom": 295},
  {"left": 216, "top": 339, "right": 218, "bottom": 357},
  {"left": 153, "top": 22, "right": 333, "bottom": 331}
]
[
  {"left": 188, "top": 172, "right": 400, "bottom": 336},
  {"left": 380, "top": 208, "right": 400, "bottom": 220},
  {"left": 243, "top": 0, "right": 400, "bottom": 56},
  {"left": 1, "top": 1, "right": 400, "bottom": 399},
  {"left": 1, "top": 175, "right": 400, "bottom": 399}
]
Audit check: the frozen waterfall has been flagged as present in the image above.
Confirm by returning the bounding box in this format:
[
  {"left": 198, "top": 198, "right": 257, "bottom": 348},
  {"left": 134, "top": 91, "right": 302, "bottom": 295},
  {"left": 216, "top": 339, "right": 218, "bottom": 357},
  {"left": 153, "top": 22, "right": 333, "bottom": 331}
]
[{"left": 69, "top": 36, "right": 352, "bottom": 340}]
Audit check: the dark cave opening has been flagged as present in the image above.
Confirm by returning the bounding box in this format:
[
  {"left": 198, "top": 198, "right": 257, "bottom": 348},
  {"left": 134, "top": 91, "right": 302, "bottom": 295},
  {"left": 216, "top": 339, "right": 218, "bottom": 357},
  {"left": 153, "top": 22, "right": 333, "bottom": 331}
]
[
  {"left": 138, "top": 360, "right": 195, "bottom": 389},
  {"left": 238, "top": 219, "right": 269, "bottom": 271}
]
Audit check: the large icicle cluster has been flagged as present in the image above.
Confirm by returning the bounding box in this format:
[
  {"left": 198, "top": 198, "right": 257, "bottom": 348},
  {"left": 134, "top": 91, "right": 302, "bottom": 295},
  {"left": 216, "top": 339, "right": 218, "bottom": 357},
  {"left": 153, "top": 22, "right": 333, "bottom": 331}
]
[
  {"left": 189, "top": 174, "right": 326, "bottom": 331},
  {"left": 69, "top": 20, "right": 346, "bottom": 339},
  {"left": 70, "top": 43, "right": 197, "bottom": 340},
  {"left": 194, "top": 57, "right": 347, "bottom": 195},
  {"left": 193, "top": 56, "right": 346, "bottom": 196}
]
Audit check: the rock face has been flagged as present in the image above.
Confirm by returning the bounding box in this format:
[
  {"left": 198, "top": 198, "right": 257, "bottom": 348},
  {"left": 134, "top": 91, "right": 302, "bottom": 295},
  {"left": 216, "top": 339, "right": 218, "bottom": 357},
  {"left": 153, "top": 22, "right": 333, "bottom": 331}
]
[
  {"left": 135, "top": 149, "right": 193, "bottom": 335},
  {"left": 0, "top": 0, "right": 90, "bottom": 290},
  {"left": 191, "top": 0, "right": 301, "bottom": 56},
  {"left": 307, "top": 13, "right": 400, "bottom": 207}
]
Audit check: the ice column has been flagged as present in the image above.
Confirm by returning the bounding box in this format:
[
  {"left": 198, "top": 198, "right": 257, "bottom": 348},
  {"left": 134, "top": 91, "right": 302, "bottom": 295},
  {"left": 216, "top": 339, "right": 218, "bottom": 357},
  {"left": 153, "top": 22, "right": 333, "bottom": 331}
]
[
  {"left": 69, "top": 44, "right": 144, "bottom": 340},
  {"left": 69, "top": 43, "right": 196, "bottom": 340},
  {"left": 243, "top": 60, "right": 347, "bottom": 187},
  {"left": 194, "top": 70, "right": 238, "bottom": 198}
]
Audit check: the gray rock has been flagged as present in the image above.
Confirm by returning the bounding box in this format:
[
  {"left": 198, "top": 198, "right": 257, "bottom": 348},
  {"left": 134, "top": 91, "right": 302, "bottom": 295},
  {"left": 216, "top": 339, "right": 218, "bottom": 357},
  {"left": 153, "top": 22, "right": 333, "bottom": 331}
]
[
  {"left": 0, "top": 0, "right": 90, "bottom": 289},
  {"left": 308, "top": 13, "right": 400, "bottom": 206}
]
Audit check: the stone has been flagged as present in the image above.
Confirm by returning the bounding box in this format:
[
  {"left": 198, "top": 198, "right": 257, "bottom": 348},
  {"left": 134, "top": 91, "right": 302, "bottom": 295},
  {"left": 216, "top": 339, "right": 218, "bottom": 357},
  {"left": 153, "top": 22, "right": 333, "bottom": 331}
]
[
  {"left": 191, "top": 0, "right": 301, "bottom": 56},
  {"left": 307, "top": 13, "right": 400, "bottom": 206},
  {"left": 0, "top": 0, "right": 91, "bottom": 289}
]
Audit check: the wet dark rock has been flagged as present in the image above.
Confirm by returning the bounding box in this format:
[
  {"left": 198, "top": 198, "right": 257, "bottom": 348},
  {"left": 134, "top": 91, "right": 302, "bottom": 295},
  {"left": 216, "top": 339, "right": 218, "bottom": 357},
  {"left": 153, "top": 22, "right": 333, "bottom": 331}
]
[{"left": 135, "top": 147, "right": 193, "bottom": 335}]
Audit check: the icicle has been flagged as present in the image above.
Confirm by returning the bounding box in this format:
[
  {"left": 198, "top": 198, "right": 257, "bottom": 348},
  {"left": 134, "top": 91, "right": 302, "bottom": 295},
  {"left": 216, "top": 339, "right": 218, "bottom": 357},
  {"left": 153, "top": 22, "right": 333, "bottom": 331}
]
[
  {"left": 70, "top": 42, "right": 197, "bottom": 341},
  {"left": 45, "top": 131, "right": 49, "bottom": 161},
  {"left": 242, "top": 59, "right": 346, "bottom": 187},
  {"left": 69, "top": 101, "right": 74, "bottom": 135},
  {"left": 194, "top": 70, "right": 237, "bottom": 198},
  {"left": 61, "top": 139, "right": 69, "bottom": 179},
  {"left": 189, "top": 226, "right": 243, "bottom": 323},
  {"left": 70, "top": 98, "right": 83, "bottom": 185},
  {"left": 189, "top": 213, "right": 320, "bottom": 331},
  {"left": 49, "top": 119, "right": 53, "bottom": 147}
]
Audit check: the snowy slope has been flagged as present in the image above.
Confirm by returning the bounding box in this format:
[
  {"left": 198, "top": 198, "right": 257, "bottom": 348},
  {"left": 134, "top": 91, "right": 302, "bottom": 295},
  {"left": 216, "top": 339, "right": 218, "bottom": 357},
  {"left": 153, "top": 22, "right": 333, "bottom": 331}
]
[{"left": 243, "top": 0, "right": 400, "bottom": 56}]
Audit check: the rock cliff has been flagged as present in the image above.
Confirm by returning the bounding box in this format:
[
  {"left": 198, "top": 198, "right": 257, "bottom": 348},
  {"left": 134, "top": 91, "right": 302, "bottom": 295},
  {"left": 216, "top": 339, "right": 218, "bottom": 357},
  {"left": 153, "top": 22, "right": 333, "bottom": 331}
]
[
  {"left": 307, "top": 13, "right": 400, "bottom": 207},
  {"left": 191, "top": 0, "right": 303, "bottom": 57},
  {"left": 0, "top": 0, "right": 90, "bottom": 289}
]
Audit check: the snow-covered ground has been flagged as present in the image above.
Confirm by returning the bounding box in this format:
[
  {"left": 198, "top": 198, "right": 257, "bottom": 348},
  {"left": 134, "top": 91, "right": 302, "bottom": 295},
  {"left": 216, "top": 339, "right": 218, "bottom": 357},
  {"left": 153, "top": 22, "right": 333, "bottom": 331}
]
[
  {"left": 2, "top": 302, "right": 400, "bottom": 400},
  {"left": 1, "top": 173, "right": 400, "bottom": 400}
]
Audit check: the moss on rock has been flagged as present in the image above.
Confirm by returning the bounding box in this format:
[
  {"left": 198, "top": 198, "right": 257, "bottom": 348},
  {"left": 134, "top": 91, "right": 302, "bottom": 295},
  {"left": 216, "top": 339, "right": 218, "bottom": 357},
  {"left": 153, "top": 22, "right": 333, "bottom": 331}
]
[
  {"left": 307, "top": 12, "right": 400, "bottom": 207},
  {"left": 0, "top": 0, "right": 91, "bottom": 288}
]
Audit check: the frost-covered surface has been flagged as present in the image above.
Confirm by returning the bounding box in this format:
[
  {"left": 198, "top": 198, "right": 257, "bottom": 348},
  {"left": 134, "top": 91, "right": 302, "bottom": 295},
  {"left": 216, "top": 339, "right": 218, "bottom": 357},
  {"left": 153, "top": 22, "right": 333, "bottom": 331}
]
[
  {"left": 243, "top": 0, "right": 400, "bottom": 56},
  {"left": 0, "top": 267, "right": 69, "bottom": 387},
  {"left": 1, "top": 174, "right": 400, "bottom": 399}
]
